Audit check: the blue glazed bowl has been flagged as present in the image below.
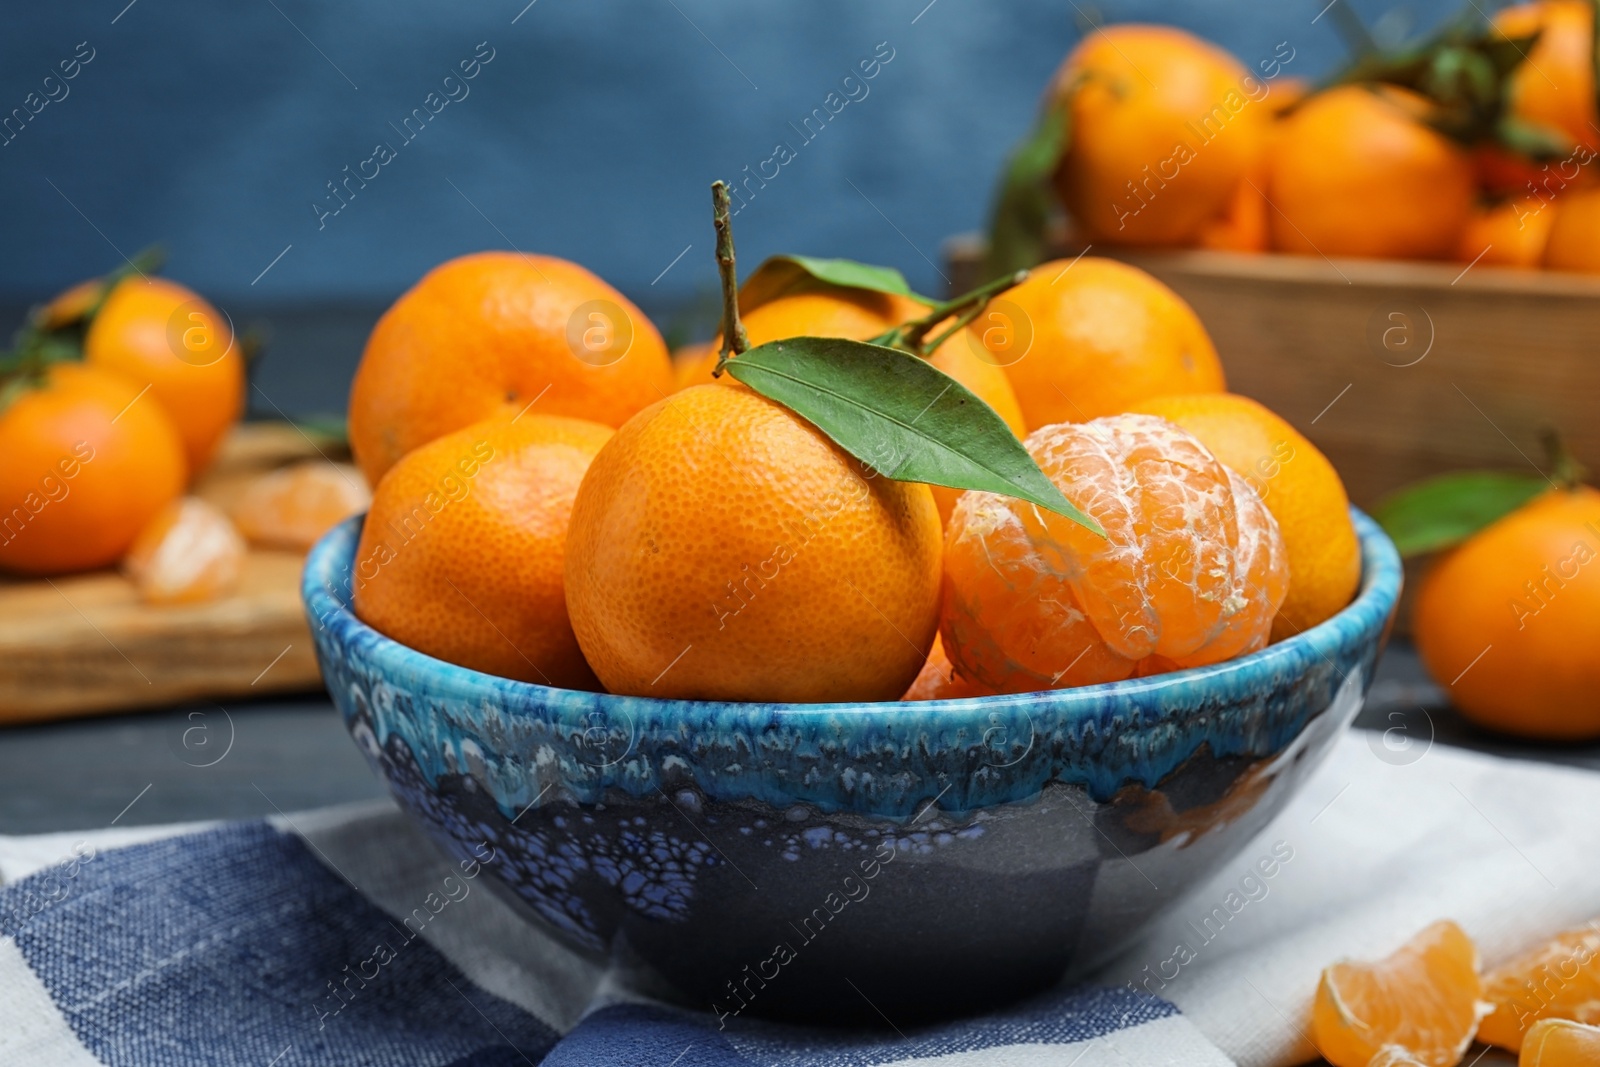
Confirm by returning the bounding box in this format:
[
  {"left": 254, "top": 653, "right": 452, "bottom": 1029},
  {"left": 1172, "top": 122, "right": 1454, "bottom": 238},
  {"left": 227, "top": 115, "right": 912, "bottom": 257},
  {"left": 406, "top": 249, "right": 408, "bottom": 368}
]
[{"left": 304, "top": 509, "right": 1401, "bottom": 1020}]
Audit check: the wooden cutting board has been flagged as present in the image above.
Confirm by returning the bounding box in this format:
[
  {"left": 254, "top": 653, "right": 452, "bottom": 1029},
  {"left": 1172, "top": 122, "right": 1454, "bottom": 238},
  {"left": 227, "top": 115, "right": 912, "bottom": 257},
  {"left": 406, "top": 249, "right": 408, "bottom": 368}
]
[{"left": 0, "top": 422, "right": 343, "bottom": 724}]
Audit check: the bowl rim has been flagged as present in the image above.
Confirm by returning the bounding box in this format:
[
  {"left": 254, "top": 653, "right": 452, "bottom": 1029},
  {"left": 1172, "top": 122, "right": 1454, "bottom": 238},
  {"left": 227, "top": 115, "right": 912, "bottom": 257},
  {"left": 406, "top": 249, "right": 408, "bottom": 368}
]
[{"left": 303, "top": 506, "right": 1402, "bottom": 721}]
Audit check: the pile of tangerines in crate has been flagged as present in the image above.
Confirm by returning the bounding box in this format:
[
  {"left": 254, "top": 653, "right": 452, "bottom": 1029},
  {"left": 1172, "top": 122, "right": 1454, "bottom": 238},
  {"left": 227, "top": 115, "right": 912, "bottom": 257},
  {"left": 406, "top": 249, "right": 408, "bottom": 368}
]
[{"left": 989, "top": 2, "right": 1600, "bottom": 274}]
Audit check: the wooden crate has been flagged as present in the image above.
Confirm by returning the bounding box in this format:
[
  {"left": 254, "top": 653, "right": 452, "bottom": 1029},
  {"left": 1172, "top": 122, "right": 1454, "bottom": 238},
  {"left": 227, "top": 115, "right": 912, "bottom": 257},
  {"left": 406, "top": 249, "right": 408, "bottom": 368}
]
[
  {"left": 0, "top": 423, "right": 338, "bottom": 723},
  {"left": 946, "top": 237, "right": 1600, "bottom": 510}
]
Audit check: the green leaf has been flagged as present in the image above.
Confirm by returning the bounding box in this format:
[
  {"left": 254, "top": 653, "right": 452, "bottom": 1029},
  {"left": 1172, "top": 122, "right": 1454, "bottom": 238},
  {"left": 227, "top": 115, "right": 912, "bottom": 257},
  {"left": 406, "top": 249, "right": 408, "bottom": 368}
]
[
  {"left": 738, "top": 255, "right": 934, "bottom": 315},
  {"left": 981, "top": 102, "right": 1067, "bottom": 283},
  {"left": 724, "top": 336, "right": 1103, "bottom": 535},
  {"left": 1373, "top": 471, "right": 1547, "bottom": 557}
]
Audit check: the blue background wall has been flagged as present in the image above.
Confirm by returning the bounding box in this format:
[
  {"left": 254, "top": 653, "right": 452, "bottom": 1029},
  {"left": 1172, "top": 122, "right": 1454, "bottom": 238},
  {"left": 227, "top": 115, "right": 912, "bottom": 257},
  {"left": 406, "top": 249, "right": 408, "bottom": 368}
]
[{"left": 2, "top": 1, "right": 1454, "bottom": 324}]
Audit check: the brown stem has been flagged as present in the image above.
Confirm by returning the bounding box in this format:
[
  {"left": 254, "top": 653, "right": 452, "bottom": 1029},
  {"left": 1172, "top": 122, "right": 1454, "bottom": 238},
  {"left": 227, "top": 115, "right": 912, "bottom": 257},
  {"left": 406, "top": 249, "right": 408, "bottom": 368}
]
[
  {"left": 1543, "top": 428, "right": 1587, "bottom": 490},
  {"left": 710, "top": 181, "right": 748, "bottom": 376},
  {"left": 896, "top": 269, "right": 1029, "bottom": 354}
]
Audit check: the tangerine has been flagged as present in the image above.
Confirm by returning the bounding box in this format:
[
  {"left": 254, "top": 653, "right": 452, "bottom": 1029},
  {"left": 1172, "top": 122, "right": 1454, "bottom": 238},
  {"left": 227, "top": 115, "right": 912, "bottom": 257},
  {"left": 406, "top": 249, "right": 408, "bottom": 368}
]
[
  {"left": 348, "top": 252, "right": 672, "bottom": 486},
  {"left": 0, "top": 362, "right": 186, "bottom": 576},
  {"left": 1413, "top": 486, "right": 1600, "bottom": 740},
  {"left": 1310, "top": 919, "right": 1484, "bottom": 1067},
  {"left": 939, "top": 414, "right": 1288, "bottom": 693},
  {"left": 352, "top": 414, "right": 612, "bottom": 689},
  {"left": 1052, "top": 25, "right": 1271, "bottom": 245},
  {"left": 1459, "top": 196, "right": 1557, "bottom": 269},
  {"left": 81, "top": 276, "right": 245, "bottom": 476},
  {"left": 1542, "top": 187, "right": 1600, "bottom": 272},
  {"left": 1481, "top": 924, "right": 1600, "bottom": 1050},
  {"left": 1267, "top": 86, "right": 1475, "bottom": 260},
  {"left": 1128, "top": 392, "right": 1360, "bottom": 639},
  {"left": 564, "top": 384, "right": 943, "bottom": 702},
  {"left": 1495, "top": 1, "right": 1598, "bottom": 154},
  {"left": 979, "top": 257, "right": 1224, "bottom": 428}
]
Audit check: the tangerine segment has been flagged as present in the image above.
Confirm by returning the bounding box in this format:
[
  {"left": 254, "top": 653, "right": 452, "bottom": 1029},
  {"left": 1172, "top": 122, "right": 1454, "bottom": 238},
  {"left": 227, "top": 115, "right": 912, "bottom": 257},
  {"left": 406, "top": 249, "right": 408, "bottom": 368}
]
[
  {"left": 231, "top": 461, "right": 371, "bottom": 552},
  {"left": 902, "top": 634, "right": 990, "bottom": 701},
  {"left": 1480, "top": 925, "right": 1600, "bottom": 1050},
  {"left": 564, "top": 384, "right": 943, "bottom": 703},
  {"left": 1312, "top": 920, "right": 1485, "bottom": 1067},
  {"left": 939, "top": 414, "right": 1287, "bottom": 694},
  {"left": 123, "top": 497, "right": 246, "bottom": 605},
  {"left": 353, "top": 414, "right": 613, "bottom": 690},
  {"left": 1520, "top": 1019, "right": 1600, "bottom": 1066}
]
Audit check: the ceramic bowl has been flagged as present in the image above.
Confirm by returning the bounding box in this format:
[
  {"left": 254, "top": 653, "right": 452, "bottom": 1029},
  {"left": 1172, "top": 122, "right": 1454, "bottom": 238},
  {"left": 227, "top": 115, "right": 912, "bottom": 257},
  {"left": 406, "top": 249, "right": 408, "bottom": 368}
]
[{"left": 304, "top": 509, "right": 1401, "bottom": 1021}]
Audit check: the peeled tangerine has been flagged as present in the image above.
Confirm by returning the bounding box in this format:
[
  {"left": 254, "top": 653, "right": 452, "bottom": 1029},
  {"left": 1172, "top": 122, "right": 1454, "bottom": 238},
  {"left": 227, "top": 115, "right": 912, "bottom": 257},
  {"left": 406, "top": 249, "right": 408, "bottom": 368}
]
[
  {"left": 940, "top": 414, "right": 1288, "bottom": 693},
  {"left": 1312, "top": 920, "right": 1485, "bottom": 1067},
  {"left": 123, "top": 497, "right": 246, "bottom": 605},
  {"left": 231, "top": 460, "right": 372, "bottom": 551}
]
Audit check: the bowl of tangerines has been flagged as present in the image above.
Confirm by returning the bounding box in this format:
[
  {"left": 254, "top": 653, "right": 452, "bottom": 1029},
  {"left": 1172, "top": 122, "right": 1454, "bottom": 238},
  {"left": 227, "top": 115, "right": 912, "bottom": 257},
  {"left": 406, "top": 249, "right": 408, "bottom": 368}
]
[{"left": 303, "top": 184, "right": 1401, "bottom": 1020}]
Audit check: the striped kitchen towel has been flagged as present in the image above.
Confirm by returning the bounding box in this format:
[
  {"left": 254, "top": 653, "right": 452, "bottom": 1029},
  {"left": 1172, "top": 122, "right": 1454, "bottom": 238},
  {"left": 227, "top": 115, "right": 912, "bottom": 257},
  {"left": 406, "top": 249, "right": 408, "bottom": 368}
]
[
  {"left": 0, "top": 802, "right": 1227, "bottom": 1067},
  {"left": 8, "top": 727, "right": 1600, "bottom": 1066}
]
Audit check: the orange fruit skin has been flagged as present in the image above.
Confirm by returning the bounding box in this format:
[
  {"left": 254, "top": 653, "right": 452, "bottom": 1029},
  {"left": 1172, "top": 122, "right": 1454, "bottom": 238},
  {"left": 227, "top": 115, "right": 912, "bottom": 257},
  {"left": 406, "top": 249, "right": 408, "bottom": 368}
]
[
  {"left": 82, "top": 276, "right": 244, "bottom": 477},
  {"left": 348, "top": 252, "right": 672, "bottom": 487},
  {"left": 1459, "top": 197, "right": 1558, "bottom": 269},
  {"left": 940, "top": 414, "right": 1288, "bottom": 694},
  {"left": 123, "top": 496, "right": 246, "bottom": 605},
  {"left": 1414, "top": 486, "right": 1600, "bottom": 740},
  {"left": 1496, "top": 2, "right": 1598, "bottom": 154},
  {"left": 1052, "top": 25, "right": 1270, "bottom": 245},
  {"left": 1196, "top": 167, "right": 1270, "bottom": 253},
  {"left": 1267, "top": 86, "right": 1476, "bottom": 260},
  {"left": 564, "top": 384, "right": 943, "bottom": 703},
  {"left": 984, "top": 257, "right": 1224, "bottom": 428},
  {"left": 1520, "top": 1019, "right": 1600, "bottom": 1065},
  {"left": 0, "top": 363, "right": 187, "bottom": 576},
  {"left": 1481, "top": 925, "right": 1600, "bottom": 1050},
  {"left": 675, "top": 283, "right": 1025, "bottom": 526},
  {"left": 1127, "top": 393, "right": 1360, "bottom": 640},
  {"left": 1311, "top": 920, "right": 1484, "bottom": 1067},
  {"left": 1543, "top": 187, "right": 1600, "bottom": 272},
  {"left": 353, "top": 414, "right": 612, "bottom": 690}
]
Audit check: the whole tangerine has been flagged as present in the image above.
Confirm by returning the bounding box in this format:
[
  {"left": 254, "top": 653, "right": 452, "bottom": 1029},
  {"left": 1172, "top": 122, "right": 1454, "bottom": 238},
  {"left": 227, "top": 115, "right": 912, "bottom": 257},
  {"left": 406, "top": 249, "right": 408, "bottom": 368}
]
[
  {"left": 81, "top": 276, "right": 244, "bottom": 476},
  {"left": 1459, "top": 196, "right": 1557, "bottom": 269},
  {"left": 564, "top": 384, "right": 944, "bottom": 703},
  {"left": 940, "top": 413, "right": 1288, "bottom": 694},
  {"left": 348, "top": 252, "right": 672, "bottom": 486},
  {"left": 0, "top": 362, "right": 187, "bottom": 576},
  {"left": 1542, "top": 186, "right": 1600, "bottom": 272},
  {"left": 352, "top": 414, "right": 612, "bottom": 690},
  {"left": 1267, "top": 86, "right": 1475, "bottom": 260},
  {"left": 1052, "top": 25, "right": 1271, "bottom": 245},
  {"left": 977, "top": 257, "right": 1224, "bottom": 428},
  {"left": 1413, "top": 485, "right": 1600, "bottom": 740},
  {"left": 1496, "top": 1, "right": 1598, "bottom": 153}
]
